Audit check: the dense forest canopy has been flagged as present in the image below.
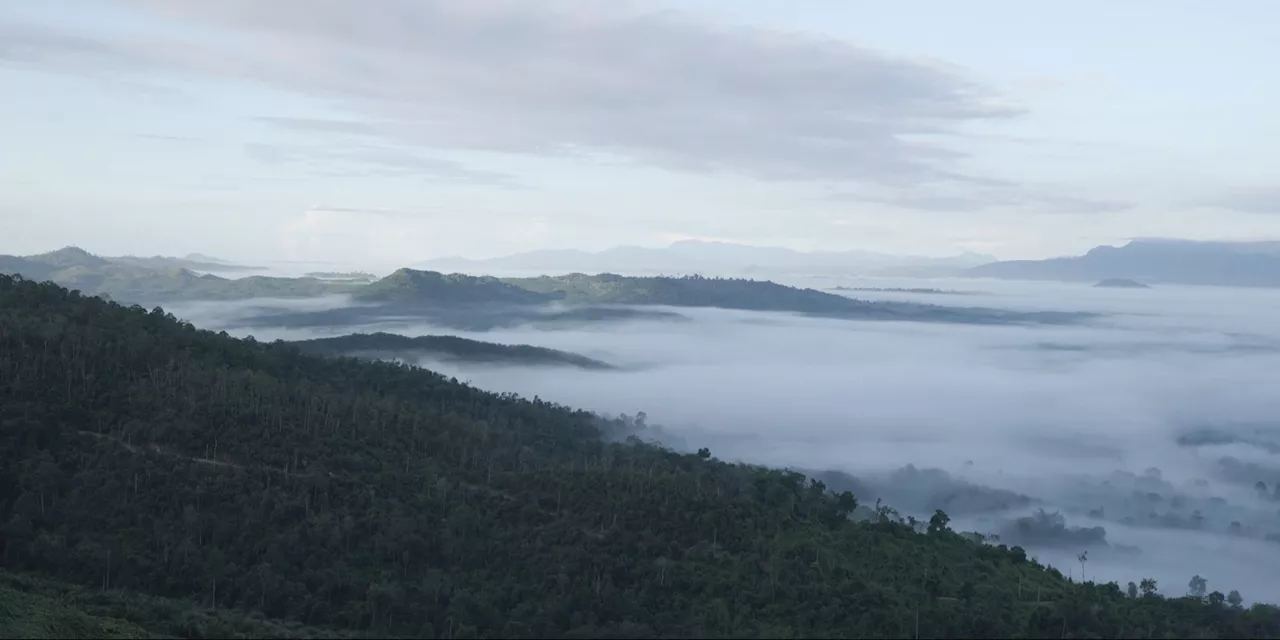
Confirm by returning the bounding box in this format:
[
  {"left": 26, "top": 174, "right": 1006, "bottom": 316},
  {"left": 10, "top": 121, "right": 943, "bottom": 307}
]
[
  {"left": 2, "top": 273, "right": 1279, "bottom": 638},
  {"left": 287, "top": 332, "right": 615, "bottom": 370}
]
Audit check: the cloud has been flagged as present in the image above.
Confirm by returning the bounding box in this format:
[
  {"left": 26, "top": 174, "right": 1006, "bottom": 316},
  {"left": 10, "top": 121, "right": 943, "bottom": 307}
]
[
  {"left": 131, "top": 132, "right": 203, "bottom": 143},
  {"left": 3, "top": 0, "right": 1022, "bottom": 186},
  {"left": 240, "top": 141, "right": 518, "bottom": 183},
  {"left": 253, "top": 117, "right": 384, "bottom": 137},
  {"left": 306, "top": 205, "right": 440, "bottom": 219},
  {"left": 1203, "top": 188, "right": 1280, "bottom": 215}
]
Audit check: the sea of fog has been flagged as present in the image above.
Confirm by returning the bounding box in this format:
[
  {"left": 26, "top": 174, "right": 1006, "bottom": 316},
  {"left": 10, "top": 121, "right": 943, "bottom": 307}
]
[{"left": 165, "top": 275, "right": 1280, "bottom": 602}]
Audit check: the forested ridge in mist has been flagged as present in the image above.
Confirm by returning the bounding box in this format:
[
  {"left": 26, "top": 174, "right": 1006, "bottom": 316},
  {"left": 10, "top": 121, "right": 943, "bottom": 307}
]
[
  {"left": 4, "top": 273, "right": 1280, "bottom": 638},
  {"left": 0, "top": 247, "right": 343, "bottom": 302},
  {"left": 287, "top": 332, "right": 615, "bottom": 370},
  {"left": 0, "top": 247, "right": 1089, "bottom": 327}
]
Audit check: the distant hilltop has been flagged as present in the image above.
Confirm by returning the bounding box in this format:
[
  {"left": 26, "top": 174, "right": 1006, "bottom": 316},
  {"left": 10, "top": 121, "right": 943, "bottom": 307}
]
[
  {"left": 1093, "top": 278, "right": 1151, "bottom": 289},
  {"left": 0, "top": 248, "right": 1092, "bottom": 327},
  {"left": 967, "top": 239, "right": 1280, "bottom": 288}
]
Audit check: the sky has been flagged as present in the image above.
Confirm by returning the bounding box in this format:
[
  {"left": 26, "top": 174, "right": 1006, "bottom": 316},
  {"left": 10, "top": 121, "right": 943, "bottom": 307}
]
[{"left": 2, "top": 0, "right": 1278, "bottom": 265}]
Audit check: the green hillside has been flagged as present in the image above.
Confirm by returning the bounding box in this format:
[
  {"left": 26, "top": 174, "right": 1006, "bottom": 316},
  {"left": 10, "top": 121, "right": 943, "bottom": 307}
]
[
  {"left": 0, "top": 575, "right": 155, "bottom": 639},
  {"left": 0, "top": 247, "right": 346, "bottom": 304},
  {"left": 502, "top": 272, "right": 853, "bottom": 310},
  {"left": 367, "top": 269, "right": 1088, "bottom": 325},
  {"left": 2, "top": 251, "right": 1087, "bottom": 326},
  {"left": 2, "top": 273, "right": 1278, "bottom": 638},
  {"left": 288, "top": 332, "right": 615, "bottom": 370},
  {"left": 354, "top": 268, "right": 550, "bottom": 304}
]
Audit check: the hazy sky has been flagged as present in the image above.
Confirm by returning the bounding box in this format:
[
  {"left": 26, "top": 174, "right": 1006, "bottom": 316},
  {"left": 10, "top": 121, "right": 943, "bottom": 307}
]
[{"left": 2, "top": 0, "right": 1278, "bottom": 264}]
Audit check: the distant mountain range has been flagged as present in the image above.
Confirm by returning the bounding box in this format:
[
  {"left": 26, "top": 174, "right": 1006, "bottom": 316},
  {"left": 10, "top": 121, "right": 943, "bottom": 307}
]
[
  {"left": 110, "top": 252, "right": 262, "bottom": 272},
  {"left": 419, "top": 240, "right": 997, "bottom": 277},
  {"left": 0, "top": 246, "right": 1089, "bottom": 329},
  {"left": 0, "top": 247, "right": 258, "bottom": 279},
  {"left": 0, "top": 247, "right": 334, "bottom": 302},
  {"left": 967, "top": 239, "right": 1280, "bottom": 288}
]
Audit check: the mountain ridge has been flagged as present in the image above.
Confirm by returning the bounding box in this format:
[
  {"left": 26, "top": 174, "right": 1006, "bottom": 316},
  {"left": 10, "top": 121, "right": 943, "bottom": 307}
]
[
  {"left": 0, "top": 251, "right": 1093, "bottom": 327},
  {"left": 967, "top": 239, "right": 1280, "bottom": 287},
  {"left": 287, "top": 332, "right": 616, "bottom": 370}
]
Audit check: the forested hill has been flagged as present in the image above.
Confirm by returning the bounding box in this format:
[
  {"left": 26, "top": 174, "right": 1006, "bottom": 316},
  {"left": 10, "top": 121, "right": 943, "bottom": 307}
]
[
  {"left": 287, "top": 332, "right": 615, "bottom": 370},
  {"left": 0, "top": 247, "right": 340, "bottom": 303},
  {"left": 2, "top": 250, "right": 1090, "bottom": 326},
  {"left": 362, "top": 269, "right": 1090, "bottom": 325},
  {"left": 3, "top": 273, "right": 1279, "bottom": 638}
]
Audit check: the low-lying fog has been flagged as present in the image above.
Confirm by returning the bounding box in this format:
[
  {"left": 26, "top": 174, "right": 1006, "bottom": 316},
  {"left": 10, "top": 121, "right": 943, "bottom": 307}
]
[{"left": 165, "top": 276, "right": 1280, "bottom": 603}]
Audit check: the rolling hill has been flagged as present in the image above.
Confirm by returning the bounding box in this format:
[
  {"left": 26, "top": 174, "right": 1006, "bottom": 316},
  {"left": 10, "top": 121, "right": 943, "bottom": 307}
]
[
  {"left": 3, "top": 273, "right": 1279, "bottom": 637},
  {"left": 967, "top": 239, "right": 1280, "bottom": 288},
  {"left": 3, "top": 274, "right": 1278, "bottom": 637},
  {"left": 287, "top": 332, "right": 615, "bottom": 370},
  {"left": 0, "top": 247, "right": 348, "bottom": 304},
  {"left": 366, "top": 270, "right": 1090, "bottom": 326},
  {"left": 2, "top": 249, "right": 1088, "bottom": 327}
]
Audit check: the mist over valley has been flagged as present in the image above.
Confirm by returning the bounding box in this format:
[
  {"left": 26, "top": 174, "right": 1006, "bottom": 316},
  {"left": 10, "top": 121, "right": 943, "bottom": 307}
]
[{"left": 149, "top": 270, "right": 1280, "bottom": 604}]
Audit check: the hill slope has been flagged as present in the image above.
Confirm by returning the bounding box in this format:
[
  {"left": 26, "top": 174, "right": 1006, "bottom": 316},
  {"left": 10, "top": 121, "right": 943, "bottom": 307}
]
[
  {"left": 358, "top": 269, "right": 1090, "bottom": 326},
  {"left": 0, "top": 577, "right": 155, "bottom": 639},
  {"left": 355, "top": 268, "right": 551, "bottom": 304},
  {"left": 288, "top": 332, "right": 615, "bottom": 370},
  {"left": 109, "top": 254, "right": 261, "bottom": 272},
  {"left": 3, "top": 252, "right": 1087, "bottom": 328},
  {"left": 2, "top": 273, "right": 1278, "bottom": 637},
  {"left": 968, "top": 239, "right": 1280, "bottom": 287},
  {"left": 1094, "top": 278, "right": 1151, "bottom": 289},
  {"left": 0, "top": 247, "right": 344, "bottom": 304}
]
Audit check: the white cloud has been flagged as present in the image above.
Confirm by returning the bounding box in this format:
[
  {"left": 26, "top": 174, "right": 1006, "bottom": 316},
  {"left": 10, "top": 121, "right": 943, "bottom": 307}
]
[
  {"left": 5, "top": 0, "right": 1021, "bottom": 187},
  {"left": 1203, "top": 187, "right": 1280, "bottom": 215}
]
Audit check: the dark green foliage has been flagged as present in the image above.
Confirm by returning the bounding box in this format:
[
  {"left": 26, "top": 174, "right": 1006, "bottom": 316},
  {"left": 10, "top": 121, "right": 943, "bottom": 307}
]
[
  {"left": 382, "top": 270, "right": 1088, "bottom": 325},
  {"left": 108, "top": 255, "right": 261, "bottom": 273},
  {"left": 356, "top": 269, "right": 549, "bottom": 304},
  {"left": 0, "top": 573, "right": 156, "bottom": 639},
  {"left": 2, "top": 273, "right": 1278, "bottom": 638},
  {"left": 504, "top": 272, "right": 860, "bottom": 311},
  {"left": 0, "top": 570, "right": 354, "bottom": 639},
  {"left": 288, "top": 332, "right": 615, "bottom": 370}
]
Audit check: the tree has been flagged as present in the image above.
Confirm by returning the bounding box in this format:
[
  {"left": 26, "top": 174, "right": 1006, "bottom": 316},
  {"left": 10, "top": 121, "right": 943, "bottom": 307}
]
[
  {"left": 927, "top": 510, "right": 951, "bottom": 535},
  {"left": 1189, "top": 575, "right": 1208, "bottom": 599},
  {"left": 1127, "top": 582, "right": 1139, "bottom": 599},
  {"left": 1228, "top": 590, "right": 1244, "bottom": 608},
  {"left": 1140, "top": 578, "right": 1159, "bottom": 598}
]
